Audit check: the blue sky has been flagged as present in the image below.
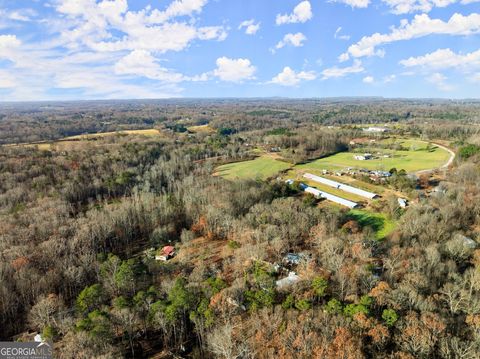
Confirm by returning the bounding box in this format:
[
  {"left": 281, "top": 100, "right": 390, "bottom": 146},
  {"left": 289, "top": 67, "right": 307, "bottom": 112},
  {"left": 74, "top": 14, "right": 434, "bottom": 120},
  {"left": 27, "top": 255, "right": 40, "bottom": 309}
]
[{"left": 0, "top": 0, "right": 479, "bottom": 100}]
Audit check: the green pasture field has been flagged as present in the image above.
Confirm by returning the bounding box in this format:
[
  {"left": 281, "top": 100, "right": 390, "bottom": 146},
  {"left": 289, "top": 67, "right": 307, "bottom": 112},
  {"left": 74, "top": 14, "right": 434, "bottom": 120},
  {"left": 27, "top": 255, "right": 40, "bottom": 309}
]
[
  {"left": 347, "top": 209, "right": 397, "bottom": 240},
  {"left": 215, "top": 156, "right": 292, "bottom": 180},
  {"left": 296, "top": 139, "right": 450, "bottom": 173}
]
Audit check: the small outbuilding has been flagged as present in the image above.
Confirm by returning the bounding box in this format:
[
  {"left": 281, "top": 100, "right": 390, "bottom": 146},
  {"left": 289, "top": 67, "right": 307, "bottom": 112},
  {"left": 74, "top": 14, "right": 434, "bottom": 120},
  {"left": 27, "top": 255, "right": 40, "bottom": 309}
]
[
  {"left": 276, "top": 271, "right": 300, "bottom": 289},
  {"left": 283, "top": 253, "right": 309, "bottom": 266},
  {"left": 397, "top": 198, "right": 408, "bottom": 208},
  {"left": 156, "top": 246, "right": 176, "bottom": 261},
  {"left": 354, "top": 153, "right": 373, "bottom": 161}
]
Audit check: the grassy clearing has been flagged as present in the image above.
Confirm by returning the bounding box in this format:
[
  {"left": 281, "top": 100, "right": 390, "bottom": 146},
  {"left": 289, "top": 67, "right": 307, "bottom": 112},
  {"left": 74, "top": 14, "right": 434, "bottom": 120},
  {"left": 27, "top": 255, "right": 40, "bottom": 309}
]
[
  {"left": 296, "top": 139, "right": 450, "bottom": 173},
  {"left": 187, "top": 125, "right": 215, "bottom": 133},
  {"left": 215, "top": 156, "right": 292, "bottom": 180},
  {"left": 64, "top": 129, "right": 162, "bottom": 140},
  {"left": 347, "top": 209, "right": 397, "bottom": 239},
  {"left": 5, "top": 129, "right": 163, "bottom": 151}
]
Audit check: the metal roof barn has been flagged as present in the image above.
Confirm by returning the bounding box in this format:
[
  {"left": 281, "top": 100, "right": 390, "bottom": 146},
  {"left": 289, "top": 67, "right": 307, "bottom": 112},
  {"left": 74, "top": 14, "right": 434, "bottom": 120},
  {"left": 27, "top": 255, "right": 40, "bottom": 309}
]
[
  {"left": 303, "top": 185, "right": 358, "bottom": 208},
  {"left": 304, "top": 173, "right": 378, "bottom": 200}
]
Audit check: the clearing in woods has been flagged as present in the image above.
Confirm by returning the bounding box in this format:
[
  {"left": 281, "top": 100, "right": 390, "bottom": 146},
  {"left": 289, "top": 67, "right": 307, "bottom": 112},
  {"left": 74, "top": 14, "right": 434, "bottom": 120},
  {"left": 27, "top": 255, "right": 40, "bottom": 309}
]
[
  {"left": 63, "top": 128, "right": 162, "bottom": 140},
  {"left": 296, "top": 139, "right": 451, "bottom": 173},
  {"left": 347, "top": 209, "right": 397, "bottom": 239},
  {"left": 6, "top": 129, "right": 163, "bottom": 151},
  {"left": 215, "top": 156, "right": 292, "bottom": 180},
  {"left": 187, "top": 125, "right": 216, "bottom": 133}
]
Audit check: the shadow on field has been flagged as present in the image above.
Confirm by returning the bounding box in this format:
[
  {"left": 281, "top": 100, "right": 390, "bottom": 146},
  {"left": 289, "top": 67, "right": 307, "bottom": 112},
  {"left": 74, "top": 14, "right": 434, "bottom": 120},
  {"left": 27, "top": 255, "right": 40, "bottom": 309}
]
[{"left": 346, "top": 211, "right": 385, "bottom": 233}]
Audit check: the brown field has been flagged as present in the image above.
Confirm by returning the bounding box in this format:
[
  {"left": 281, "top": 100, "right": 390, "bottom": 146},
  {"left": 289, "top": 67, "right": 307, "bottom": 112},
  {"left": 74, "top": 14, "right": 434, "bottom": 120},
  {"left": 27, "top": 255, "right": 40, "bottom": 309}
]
[
  {"left": 187, "top": 124, "right": 216, "bottom": 134},
  {"left": 4, "top": 128, "right": 163, "bottom": 151},
  {"left": 64, "top": 128, "right": 162, "bottom": 140}
]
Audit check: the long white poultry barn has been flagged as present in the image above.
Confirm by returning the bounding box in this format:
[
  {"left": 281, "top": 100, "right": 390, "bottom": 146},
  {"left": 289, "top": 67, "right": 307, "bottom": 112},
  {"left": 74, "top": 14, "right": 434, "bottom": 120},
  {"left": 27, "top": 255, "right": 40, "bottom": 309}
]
[
  {"left": 304, "top": 186, "right": 358, "bottom": 209},
  {"left": 304, "top": 173, "right": 378, "bottom": 200}
]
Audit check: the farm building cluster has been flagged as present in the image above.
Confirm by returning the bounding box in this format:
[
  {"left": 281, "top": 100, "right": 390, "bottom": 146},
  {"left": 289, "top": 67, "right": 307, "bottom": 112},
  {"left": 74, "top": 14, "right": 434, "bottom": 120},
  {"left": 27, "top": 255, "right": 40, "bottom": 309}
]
[
  {"left": 286, "top": 174, "right": 368, "bottom": 209},
  {"left": 303, "top": 173, "right": 378, "bottom": 199},
  {"left": 354, "top": 153, "right": 373, "bottom": 161},
  {"left": 287, "top": 173, "right": 409, "bottom": 210},
  {"left": 353, "top": 152, "right": 391, "bottom": 161},
  {"left": 320, "top": 168, "right": 392, "bottom": 182}
]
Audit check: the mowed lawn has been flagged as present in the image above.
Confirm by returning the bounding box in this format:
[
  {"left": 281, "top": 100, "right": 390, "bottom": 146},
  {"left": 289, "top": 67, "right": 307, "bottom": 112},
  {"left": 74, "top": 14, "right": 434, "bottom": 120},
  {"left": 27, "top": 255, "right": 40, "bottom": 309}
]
[
  {"left": 347, "top": 209, "right": 397, "bottom": 239},
  {"left": 215, "top": 156, "right": 292, "bottom": 180},
  {"left": 296, "top": 139, "right": 450, "bottom": 173}
]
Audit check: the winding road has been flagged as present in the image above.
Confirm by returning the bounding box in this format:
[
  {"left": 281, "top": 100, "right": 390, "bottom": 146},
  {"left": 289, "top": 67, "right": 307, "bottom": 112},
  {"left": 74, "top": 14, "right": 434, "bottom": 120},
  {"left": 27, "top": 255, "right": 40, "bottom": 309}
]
[{"left": 415, "top": 143, "right": 455, "bottom": 176}]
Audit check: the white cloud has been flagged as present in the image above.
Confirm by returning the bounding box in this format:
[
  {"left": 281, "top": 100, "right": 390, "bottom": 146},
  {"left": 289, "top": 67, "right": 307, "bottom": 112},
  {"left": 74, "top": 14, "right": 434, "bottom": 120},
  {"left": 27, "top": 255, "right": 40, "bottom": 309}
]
[
  {"left": 363, "top": 76, "right": 374, "bottom": 83},
  {"left": 7, "top": 8, "right": 37, "bottom": 22},
  {"left": 338, "top": 52, "right": 350, "bottom": 62},
  {"left": 399, "top": 48, "right": 480, "bottom": 87},
  {"left": 275, "top": 32, "right": 307, "bottom": 49},
  {"left": 2, "top": 48, "right": 182, "bottom": 100},
  {"left": 383, "top": 74, "right": 396, "bottom": 83},
  {"left": 54, "top": 0, "right": 227, "bottom": 53},
  {"left": 0, "top": 35, "right": 21, "bottom": 51},
  {"left": 471, "top": 73, "right": 480, "bottom": 82},
  {"left": 0, "top": 71, "right": 16, "bottom": 88},
  {"left": 238, "top": 19, "right": 260, "bottom": 35},
  {"left": 340, "top": 13, "right": 480, "bottom": 60},
  {"left": 114, "top": 50, "right": 185, "bottom": 83},
  {"left": 53, "top": 69, "right": 182, "bottom": 98},
  {"left": 334, "top": 27, "right": 350, "bottom": 40},
  {"left": 400, "top": 48, "right": 480, "bottom": 70},
  {"left": 0, "top": 1, "right": 233, "bottom": 100},
  {"left": 197, "top": 26, "right": 228, "bottom": 41},
  {"left": 382, "top": 0, "right": 472, "bottom": 14},
  {"left": 332, "top": 0, "right": 371, "bottom": 8},
  {"left": 321, "top": 60, "right": 364, "bottom": 79},
  {"left": 148, "top": 0, "right": 208, "bottom": 23},
  {"left": 213, "top": 57, "right": 256, "bottom": 82},
  {"left": 276, "top": 1, "right": 313, "bottom": 25},
  {"left": 270, "top": 67, "right": 316, "bottom": 86},
  {"left": 427, "top": 72, "right": 454, "bottom": 91},
  {"left": 0, "top": 35, "right": 21, "bottom": 61}
]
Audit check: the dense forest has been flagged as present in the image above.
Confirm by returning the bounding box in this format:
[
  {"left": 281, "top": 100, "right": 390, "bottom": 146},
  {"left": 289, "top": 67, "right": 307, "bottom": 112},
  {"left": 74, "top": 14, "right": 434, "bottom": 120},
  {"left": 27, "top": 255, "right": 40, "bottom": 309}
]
[
  {"left": 0, "top": 99, "right": 480, "bottom": 358},
  {"left": 1, "top": 98, "right": 480, "bottom": 145}
]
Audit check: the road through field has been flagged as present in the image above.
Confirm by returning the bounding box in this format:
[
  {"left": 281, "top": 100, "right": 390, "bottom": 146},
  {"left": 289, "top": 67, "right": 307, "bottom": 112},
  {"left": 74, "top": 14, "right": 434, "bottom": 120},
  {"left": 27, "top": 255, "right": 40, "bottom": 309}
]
[{"left": 416, "top": 143, "right": 455, "bottom": 175}]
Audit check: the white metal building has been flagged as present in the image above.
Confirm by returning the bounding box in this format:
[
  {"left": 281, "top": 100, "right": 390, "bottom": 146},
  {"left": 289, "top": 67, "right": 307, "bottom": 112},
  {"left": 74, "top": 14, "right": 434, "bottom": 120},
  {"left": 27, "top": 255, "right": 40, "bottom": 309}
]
[
  {"left": 397, "top": 198, "right": 408, "bottom": 208},
  {"left": 303, "top": 173, "right": 378, "bottom": 200},
  {"left": 363, "top": 127, "right": 389, "bottom": 133},
  {"left": 276, "top": 271, "right": 300, "bottom": 289},
  {"left": 304, "top": 186, "right": 358, "bottom": 208}
]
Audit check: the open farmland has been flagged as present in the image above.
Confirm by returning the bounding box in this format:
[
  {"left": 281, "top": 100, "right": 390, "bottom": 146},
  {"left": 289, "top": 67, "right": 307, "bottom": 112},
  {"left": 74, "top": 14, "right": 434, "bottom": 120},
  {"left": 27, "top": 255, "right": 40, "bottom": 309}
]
[
  {"left": 63, "top": 128, "right": 162, "bottom": 139},
  {"left": 215, "top": 156, "right": 292, "bottom": 180},
  {"left": 296, "top": 139, "right": 451, "bottom": 173},
  {"left": 5, "top": 128, "right": 163, "bottom": 151},
  {"left": 187, "top": 124, "right": 216, "bottom": 133}
]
